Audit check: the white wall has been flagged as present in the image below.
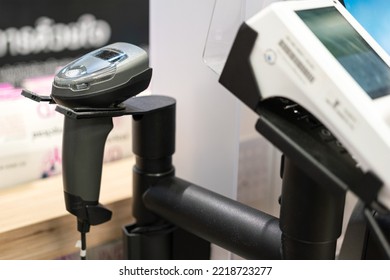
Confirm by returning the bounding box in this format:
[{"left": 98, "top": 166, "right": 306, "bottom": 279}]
[{"left": 149, "top": 0, "right": 240, "bottom": 199}]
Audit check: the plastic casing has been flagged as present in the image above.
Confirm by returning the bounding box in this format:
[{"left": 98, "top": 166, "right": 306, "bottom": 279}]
[
  {"left": 52, "top": 42, "right": 148, "bottom": 100},
  {"left": 245, "top": 0, "right": 390, "bottom": 208}
]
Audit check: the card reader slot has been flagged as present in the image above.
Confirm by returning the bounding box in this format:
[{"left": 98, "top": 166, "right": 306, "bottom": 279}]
[{"left": 270, "top": 98, "right": 351, "bottom": 158}]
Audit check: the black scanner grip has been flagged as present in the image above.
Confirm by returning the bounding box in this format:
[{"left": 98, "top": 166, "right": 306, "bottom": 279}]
[{"left": 62, "top": 116, "right": 113, "bottom": 225}]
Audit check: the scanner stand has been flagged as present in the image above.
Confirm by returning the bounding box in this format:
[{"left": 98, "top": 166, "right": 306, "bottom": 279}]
[{"left": 122, "top": 95, "right": 388, "bottom": 259}]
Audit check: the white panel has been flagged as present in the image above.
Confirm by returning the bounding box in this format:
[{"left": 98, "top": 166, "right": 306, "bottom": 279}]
[{"left": 150, "top": 0, "right": 240, "bottom": 199}]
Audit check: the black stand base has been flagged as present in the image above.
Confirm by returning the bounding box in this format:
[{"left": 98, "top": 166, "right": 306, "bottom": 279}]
[{"left": 123, "top": 223, "right": 210, "bottom": 260}]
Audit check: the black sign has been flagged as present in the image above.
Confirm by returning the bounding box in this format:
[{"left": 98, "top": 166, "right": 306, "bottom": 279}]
[{"left": 0, "top": 0, "right": 149, "bottom": 85}]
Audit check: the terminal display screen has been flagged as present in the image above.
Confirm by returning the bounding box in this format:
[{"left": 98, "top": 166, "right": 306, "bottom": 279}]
[{"left": 297, "top": 7, "right": 390, "bottom": 99}]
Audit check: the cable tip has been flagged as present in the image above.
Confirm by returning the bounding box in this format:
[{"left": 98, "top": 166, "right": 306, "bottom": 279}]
[{"left": 75, "top": 240, "right": 87, "bottom": 259}]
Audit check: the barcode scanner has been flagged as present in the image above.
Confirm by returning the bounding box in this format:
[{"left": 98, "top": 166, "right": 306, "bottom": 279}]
[{"left": 22, "top": 42, "right": 152, "bottom": 259}]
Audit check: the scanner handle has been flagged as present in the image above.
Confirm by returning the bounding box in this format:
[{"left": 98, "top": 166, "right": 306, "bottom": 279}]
[{"left": 62, "top": 116, "right": 113, "bottom": 224}]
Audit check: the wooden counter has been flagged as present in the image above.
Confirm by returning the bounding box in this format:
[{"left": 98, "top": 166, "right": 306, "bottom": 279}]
[{"left": 0, "top": 157, "right": 134, "bottom": 260}]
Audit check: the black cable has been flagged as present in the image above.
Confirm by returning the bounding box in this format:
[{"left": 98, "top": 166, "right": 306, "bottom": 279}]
[
  {"left": 363, "top": 208, "right": 390, "bottom": 259},
  {"left": 77, "top": 220, "right": 90, "bottom": 260},
  {"left": 80, "top": 231, "right": 87, "bottom": 260}
]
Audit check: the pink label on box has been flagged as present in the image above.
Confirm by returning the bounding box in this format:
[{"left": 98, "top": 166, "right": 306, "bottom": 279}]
[
  {"left": 0, "top": 83, "right": 13, "bottom": 89},
  {"left": 0, "top": 87, "right": 23, "bottom": 101}
]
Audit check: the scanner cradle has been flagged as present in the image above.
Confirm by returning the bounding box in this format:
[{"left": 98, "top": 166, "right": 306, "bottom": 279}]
[{"left": 220, "top": 0, "right": 390, "bottom": 210}]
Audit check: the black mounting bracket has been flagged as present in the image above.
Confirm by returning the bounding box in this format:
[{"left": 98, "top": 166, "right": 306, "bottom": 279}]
[{"left": 256, "top": 98, "right": 385, "bottom": 212}]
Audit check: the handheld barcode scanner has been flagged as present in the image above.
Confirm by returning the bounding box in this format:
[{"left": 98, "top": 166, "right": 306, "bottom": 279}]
[
  {"left": 22, "top": 42, "right": 152, "bottom": 259},
  {"left": 220, "top": 0, "right": 390, "bottom": 211}
]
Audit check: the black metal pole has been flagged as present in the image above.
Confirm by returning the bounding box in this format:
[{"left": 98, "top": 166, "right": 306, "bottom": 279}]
[
  {"left": 122, "top": 100, "right": 176, "bottom": 259},
  {"left": 279, "top": 157, "right": 346, "bottom": 259},
  {"left": 122, "top": 97, "right": 210, "bottom": 260},
  {"left": 143, "top": 176, "right": 282, "bottom": 260},
  {"left": 131, "top": 102, "right": 176, "bottom": 225}
]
